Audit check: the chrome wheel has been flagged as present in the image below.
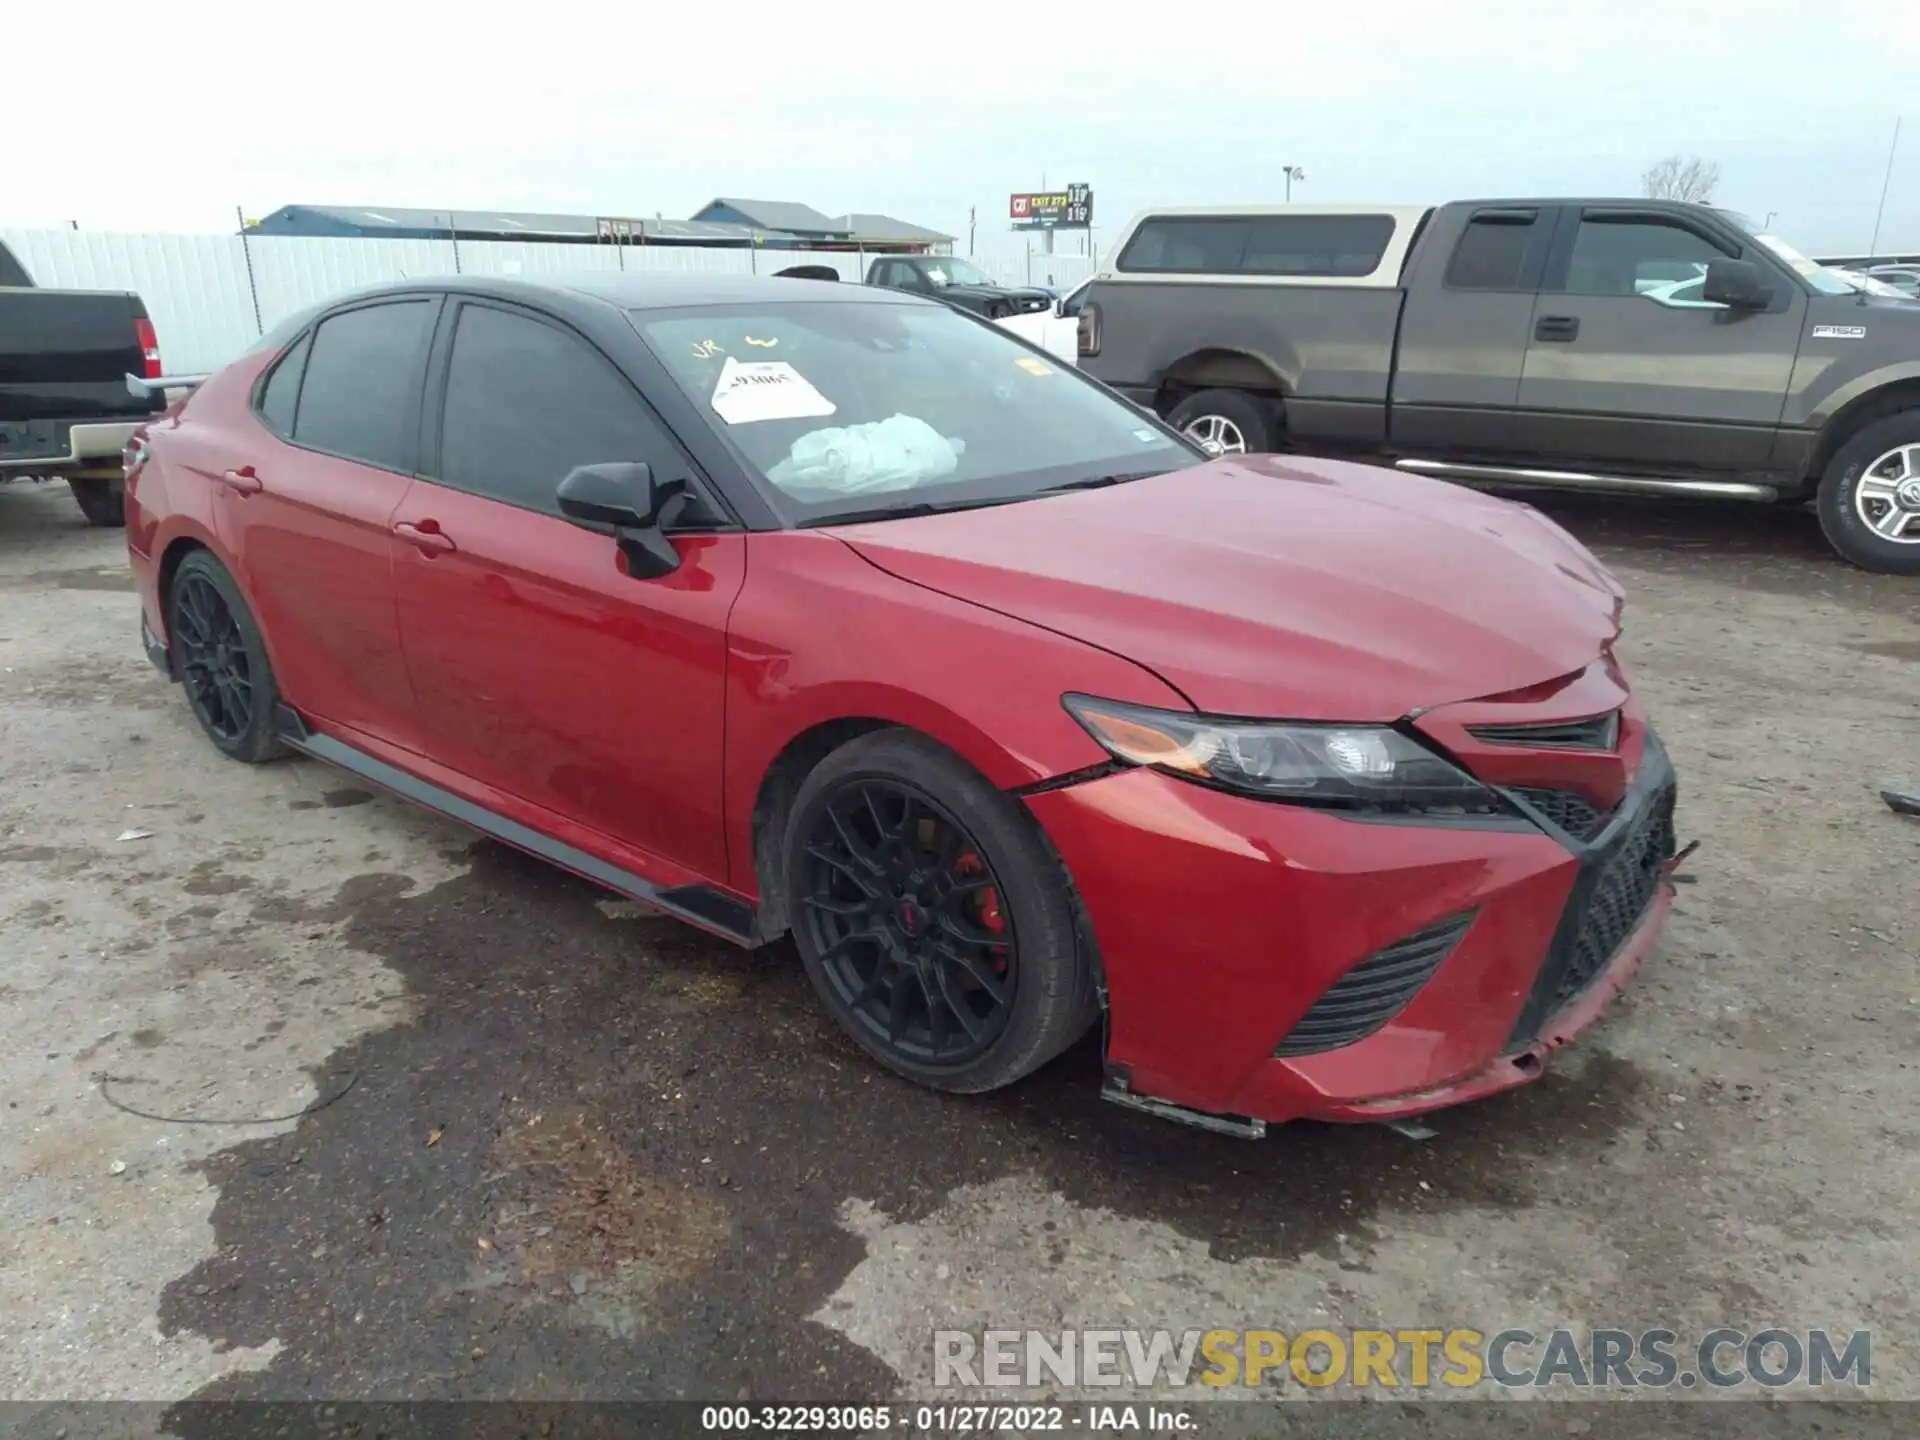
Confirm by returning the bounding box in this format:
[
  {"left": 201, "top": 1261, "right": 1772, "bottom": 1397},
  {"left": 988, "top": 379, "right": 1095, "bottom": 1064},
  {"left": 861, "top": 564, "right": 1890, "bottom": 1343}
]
[
  {"left": 1183, "top": 414, "right": 1247, "bottom": 457},
  {"left": 1855, "top": 444, "right": 1920, "bottom": 544}
]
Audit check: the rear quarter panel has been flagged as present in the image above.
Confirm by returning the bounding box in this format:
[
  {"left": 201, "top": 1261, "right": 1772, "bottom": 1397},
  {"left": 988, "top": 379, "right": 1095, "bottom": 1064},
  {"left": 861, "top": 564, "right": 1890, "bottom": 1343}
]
[{"left": 1081, "top": 280, "right": 1402, "bottom": 430}]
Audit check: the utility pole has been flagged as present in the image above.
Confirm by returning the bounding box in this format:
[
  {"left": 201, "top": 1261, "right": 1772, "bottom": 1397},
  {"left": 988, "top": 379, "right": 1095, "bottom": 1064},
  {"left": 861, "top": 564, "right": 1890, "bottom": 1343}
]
[
  {"left": 968, "top": 205, "right": 976, "bottom": 257},
  {"left": 1282, "top": 164, "right": 1307, "bottom": 202}
]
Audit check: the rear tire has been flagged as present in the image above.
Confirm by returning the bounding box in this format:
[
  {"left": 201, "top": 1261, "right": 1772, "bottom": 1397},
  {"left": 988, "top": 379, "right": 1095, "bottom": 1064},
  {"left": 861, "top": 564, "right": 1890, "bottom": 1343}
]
[
  {"left": 68, "top": 476, "right": 125, "bottom": 527},
  {"left": 1816, "top": 411, "right": 1920, "bottom": 575},
  {"left": 165, "top": 550, "right": 288, "bottom": 763},
  {"left": 783, "top": 729, "right": 1096, "bottom": 1094},
  {"left": 1165, "top": 388, "right": 1278, "bottom": 455}
]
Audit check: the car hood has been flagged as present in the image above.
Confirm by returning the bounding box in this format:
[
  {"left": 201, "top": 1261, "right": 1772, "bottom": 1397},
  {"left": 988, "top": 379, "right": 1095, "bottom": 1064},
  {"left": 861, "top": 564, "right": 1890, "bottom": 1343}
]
[
  {"left": 943, "top": 283, "right": 1050, "bottom": 304},
  {"left": 831, "top": 455, "right": 1626, "bottom": 721}
]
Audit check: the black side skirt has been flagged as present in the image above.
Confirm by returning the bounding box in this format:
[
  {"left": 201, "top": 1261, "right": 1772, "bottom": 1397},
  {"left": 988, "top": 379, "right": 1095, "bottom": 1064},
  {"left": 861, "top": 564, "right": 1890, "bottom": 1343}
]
[{"left": 271, "top": 704, "right": 758, "bottom": 947}]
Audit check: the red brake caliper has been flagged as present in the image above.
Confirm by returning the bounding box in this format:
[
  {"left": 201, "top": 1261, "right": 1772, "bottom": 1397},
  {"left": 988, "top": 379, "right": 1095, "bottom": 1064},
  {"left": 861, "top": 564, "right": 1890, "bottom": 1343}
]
[{"left": 954, "top": 851, "right": 1009, "bottom": 974}]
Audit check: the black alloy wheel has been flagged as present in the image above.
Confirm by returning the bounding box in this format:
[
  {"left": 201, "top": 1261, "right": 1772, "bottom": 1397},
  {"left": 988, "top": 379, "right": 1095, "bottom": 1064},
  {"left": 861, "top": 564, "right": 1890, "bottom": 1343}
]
[
  {"left": 797, "top": 779, "right": 1017, "bottom": 1066},
  {"left": 165, "top": 550, "right": 286, "bottom": 762},
  {"left": 174, "top": 572, "right": 255, "bottom": 744}
]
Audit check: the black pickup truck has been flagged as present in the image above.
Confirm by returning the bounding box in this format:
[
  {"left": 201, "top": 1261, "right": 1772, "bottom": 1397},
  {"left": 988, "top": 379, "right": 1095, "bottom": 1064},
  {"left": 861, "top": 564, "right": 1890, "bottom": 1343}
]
[
  {"left": 0, "top": 238, "right": 167, "bottom": 526},
  {"left": 1078, "top": 200, "right": 1920, "bottom": 573},
  {"left": 864, "top": 254, "right": 1053, "bottom": 320}
]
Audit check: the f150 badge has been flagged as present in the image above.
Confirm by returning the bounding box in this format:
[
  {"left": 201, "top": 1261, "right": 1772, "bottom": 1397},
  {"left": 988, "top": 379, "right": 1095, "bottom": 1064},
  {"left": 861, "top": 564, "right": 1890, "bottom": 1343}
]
[{"left": 1811, "top": 324, "right": 1867, "bottom": 339}]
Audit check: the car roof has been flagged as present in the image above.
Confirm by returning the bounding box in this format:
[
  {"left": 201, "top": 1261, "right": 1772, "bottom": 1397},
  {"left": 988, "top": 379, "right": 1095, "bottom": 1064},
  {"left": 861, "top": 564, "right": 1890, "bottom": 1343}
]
[{"left": 321, "top": 272, "right": 927, "bottom": 312}]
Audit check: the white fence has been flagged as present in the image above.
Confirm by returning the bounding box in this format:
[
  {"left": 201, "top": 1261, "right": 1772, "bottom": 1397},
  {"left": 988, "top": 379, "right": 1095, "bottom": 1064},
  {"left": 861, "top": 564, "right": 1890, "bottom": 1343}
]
[{"left": 1, "top": 228, "right": 1099, "bottom": 375}]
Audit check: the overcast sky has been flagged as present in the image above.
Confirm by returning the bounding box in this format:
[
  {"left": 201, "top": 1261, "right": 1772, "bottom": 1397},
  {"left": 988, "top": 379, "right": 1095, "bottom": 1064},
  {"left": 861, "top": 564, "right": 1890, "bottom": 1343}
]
[{"left": 16, "top": 0, "right": 1918, "bottom": 256}]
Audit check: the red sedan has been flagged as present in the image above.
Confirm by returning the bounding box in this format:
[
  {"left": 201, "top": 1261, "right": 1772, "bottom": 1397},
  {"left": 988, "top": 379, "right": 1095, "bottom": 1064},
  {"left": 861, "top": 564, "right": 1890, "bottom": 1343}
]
[{"left": 124, "top": 275, "right": 1680, "bottom": 1136}]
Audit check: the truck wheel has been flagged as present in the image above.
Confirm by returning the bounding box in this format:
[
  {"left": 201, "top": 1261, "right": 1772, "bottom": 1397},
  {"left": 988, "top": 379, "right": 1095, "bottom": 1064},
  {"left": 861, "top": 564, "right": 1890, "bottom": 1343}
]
[
  {"left": 1166, "top": 389, "right": 1276, "bottom": 455},
  {"left": 68, "top": 476, "right": 126, "bottom": 527},
  {"left": 1816, "top": 413, "right": 1920, "bottom": 575}
]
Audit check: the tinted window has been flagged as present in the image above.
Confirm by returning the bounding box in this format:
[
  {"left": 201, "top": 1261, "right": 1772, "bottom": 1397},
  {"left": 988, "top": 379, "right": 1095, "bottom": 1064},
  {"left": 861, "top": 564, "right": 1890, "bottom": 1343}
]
[
  {"left": 1119, "top": 214, "right": 1394, "bottom": 276},
  {"left": 1239, "top": 215, "right": 1394, "bottom": 276},
  {"left": 292, "top": 301, "right": 432, "bottom": 470},
  {"left": 256, "top": 332, "right": 310, "bottom": 436},
  {"left": 438, "top": 304, "right": 682, "bottom": 514},
  {"left": 1563, "top": 217, "right": 1733, "bottom": 296},
  {"left": 1445, "top": 212, "right": 1540, "bottom": 290},
  {"left": 0, "top": 240, "right": 31, "bottom": 288},
  {"left": 1117, "top": 218, "right": 1249, "bottom": 273}
]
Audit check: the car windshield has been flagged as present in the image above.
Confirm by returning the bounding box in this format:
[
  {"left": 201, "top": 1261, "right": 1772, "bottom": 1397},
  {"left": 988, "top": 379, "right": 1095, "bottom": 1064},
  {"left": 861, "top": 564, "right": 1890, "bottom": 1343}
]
[
  {"left": 918, "top": 257, "right": 994, "bottom": 288},
  {"left": 1835, "top": 270, "right": 1912, "bottom": 298},
  {"left": 634, "top": 299, "right": 1197, "bottom": 524},
  {"left": 1717, "top": 211, "right": 1853, "bottom": 296}
]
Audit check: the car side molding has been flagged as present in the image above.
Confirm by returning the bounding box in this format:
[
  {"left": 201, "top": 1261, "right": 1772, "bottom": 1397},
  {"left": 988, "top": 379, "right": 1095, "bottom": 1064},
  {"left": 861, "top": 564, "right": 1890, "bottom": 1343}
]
[
  {"left": 1393, "top": 457, "right": 1779, "bottom": 501},
  {"left": 270, "top": 704, "right": 759, "bottom": 947}
]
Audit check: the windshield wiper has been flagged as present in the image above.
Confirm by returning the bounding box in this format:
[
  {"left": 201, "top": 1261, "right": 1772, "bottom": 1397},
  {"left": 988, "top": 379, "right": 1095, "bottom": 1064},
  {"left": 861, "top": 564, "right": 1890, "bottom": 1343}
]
[
  {"left": 1041, "top": 470, "right": 1165, "bottom": 493},
  {"left": 796, "top": 495, "right": 1026, "bottom": 529}
]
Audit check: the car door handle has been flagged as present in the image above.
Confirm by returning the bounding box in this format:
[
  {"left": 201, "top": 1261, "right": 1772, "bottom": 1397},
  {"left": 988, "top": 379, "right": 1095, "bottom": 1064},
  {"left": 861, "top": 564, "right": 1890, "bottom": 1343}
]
[
  {"left": 1534, "top": 315, "right": 1580, "bottom": 342},
  {"left": 392, "top": 520, "right": 456, "bottom": 555},
  {"left": 218, "top": 465, "right": 263, "bottom": 494}
]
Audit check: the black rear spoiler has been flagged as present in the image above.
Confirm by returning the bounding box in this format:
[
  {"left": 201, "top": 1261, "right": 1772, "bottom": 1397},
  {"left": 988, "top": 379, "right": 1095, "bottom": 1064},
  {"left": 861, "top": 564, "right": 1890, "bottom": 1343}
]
[{"left": 126, "top": 372, "right": 210, "bottom": 397}]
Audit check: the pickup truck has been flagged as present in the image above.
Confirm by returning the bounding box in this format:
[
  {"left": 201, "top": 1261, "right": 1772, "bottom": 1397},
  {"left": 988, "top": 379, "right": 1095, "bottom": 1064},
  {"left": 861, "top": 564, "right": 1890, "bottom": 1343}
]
[
  {"left": 1078, "top": 200, "right": 1920, "bottom": 574},
  {"left": 864, "top": 254, "right": 1053, "bottom": 320},
  {"left": 0, "top": 237, "right": 167, "bottom": 526}
]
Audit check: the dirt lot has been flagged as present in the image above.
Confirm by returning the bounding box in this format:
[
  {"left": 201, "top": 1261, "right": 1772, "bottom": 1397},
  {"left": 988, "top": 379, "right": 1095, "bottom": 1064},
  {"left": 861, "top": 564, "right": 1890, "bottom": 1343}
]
[{"left": 2, "top": 476, "right": 1916, "bottom": 1433}]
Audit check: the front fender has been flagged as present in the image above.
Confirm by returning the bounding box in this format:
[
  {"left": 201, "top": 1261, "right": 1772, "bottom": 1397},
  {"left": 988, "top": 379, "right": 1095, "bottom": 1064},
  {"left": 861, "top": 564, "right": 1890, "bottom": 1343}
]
[
  {"left": 721, "top": 531, "right": 1189, "bottom": 895},
  {"left": 1794, "top": 358, "right": 1920, "bottom": 433}
]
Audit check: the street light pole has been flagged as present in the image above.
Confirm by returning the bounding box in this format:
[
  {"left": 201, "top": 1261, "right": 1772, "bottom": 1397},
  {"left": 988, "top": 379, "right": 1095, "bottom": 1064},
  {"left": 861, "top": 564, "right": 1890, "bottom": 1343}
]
[{"left": 1283, "top": 164, "right": 1307, "bottom": 202}]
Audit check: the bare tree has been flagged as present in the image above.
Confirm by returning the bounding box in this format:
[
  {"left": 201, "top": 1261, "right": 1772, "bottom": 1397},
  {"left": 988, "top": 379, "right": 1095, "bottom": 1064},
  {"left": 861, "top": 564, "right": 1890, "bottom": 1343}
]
[{"left": 1641, "top": 155, "right": 1722, "bottom": 203}]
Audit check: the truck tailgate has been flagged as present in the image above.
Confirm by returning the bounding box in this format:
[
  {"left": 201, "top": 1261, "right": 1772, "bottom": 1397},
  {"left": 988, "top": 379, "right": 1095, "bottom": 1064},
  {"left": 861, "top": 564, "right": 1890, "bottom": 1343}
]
[{"left": 1, "top": 289, "right": 163, "bottom": 462}]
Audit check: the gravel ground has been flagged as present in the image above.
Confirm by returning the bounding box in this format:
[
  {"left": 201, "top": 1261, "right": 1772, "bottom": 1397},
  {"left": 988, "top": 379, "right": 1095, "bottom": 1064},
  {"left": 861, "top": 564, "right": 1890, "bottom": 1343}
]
[{"left": 1, "top": 476, "right": 1916, "bottom": 1436}]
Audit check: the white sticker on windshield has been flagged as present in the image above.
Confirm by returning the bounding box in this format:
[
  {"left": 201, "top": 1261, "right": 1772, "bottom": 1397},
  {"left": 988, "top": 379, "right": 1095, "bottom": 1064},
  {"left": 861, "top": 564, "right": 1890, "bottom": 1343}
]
[
  {"left": 925, "top": 268, "right": 948, "bottom": 285},
  {"left": 710, "top": 356, "right": 837, "bottom": 425}
]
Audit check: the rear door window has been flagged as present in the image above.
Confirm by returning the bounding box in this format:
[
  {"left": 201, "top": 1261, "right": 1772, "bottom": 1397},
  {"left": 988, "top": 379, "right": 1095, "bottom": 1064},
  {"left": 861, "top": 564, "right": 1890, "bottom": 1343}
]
[
  {"left": 291, "top": 300, "right": 434, "bottom": 471},
  {"left": 256, "top": 332, "right": 311, "bottom": 436},
  {"left": 0, "top": 240, "right": 31, "bottom": 288},
  {"left": 434, "top": 302, "right": 689, "bottom": 516},
  {"left": 1444, "top": 210, "right": 1543, "bottom": 290}
]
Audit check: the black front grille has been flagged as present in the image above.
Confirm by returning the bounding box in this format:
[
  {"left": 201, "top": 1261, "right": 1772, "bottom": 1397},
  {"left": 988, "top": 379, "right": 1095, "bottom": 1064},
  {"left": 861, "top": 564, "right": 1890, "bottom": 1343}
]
[
  {"left": 1468, "top": 712, "right": 1620, "bottom": 751},
  {"left": 1508, "top": 767, "right": 1677, "bottom": 1045},
  {"left": 1553, "top": 790, "right": 1674, "bottom": 1007},
  {"left": 1512, "top": 787, "right": 1613, "bottom": 842},
  {"left": 1275, "top": 911, "right": 1477, "bottom": 1057}
]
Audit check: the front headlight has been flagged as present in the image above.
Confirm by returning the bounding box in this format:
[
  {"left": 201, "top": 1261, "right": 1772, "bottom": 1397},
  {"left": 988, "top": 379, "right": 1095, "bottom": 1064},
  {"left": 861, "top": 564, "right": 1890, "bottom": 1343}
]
[{"left": 1064, "top": 694, "right": 1503, "bottom": 814}]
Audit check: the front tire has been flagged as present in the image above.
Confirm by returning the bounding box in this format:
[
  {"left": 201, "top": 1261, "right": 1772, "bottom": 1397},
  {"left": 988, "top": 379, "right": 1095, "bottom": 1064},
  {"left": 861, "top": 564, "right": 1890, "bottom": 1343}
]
[
  {"left": 165, "top": 550, "right": 287, "bottom": 763},
  {"left": 1165, "top": 388, "right": 1277, "bottom": 455},
  {"left": 68, "top": 476, "right": 125, "bottom": 527},
  {"left": 1816, "top": 412, "right": 1920, "bottom": 575},
  {"left": 784, "top": 730, "right": 1096, "bottom": 1094}
]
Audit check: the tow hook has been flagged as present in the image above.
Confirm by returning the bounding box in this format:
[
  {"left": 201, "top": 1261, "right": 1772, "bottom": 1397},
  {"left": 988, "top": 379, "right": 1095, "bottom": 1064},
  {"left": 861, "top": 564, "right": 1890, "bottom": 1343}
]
[{"left": 1664, "top": 838, "right": 1701, "bottom": 884}]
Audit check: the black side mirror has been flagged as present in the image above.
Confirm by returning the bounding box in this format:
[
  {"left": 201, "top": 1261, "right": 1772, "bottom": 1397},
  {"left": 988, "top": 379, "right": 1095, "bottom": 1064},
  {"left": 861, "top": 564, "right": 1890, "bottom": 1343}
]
[
  {"left": 556, "top": 462, "right": 685, "bottom": 579},
  {"left": 1701, "top": 258, "right": 1773, "bottom": 310}
]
